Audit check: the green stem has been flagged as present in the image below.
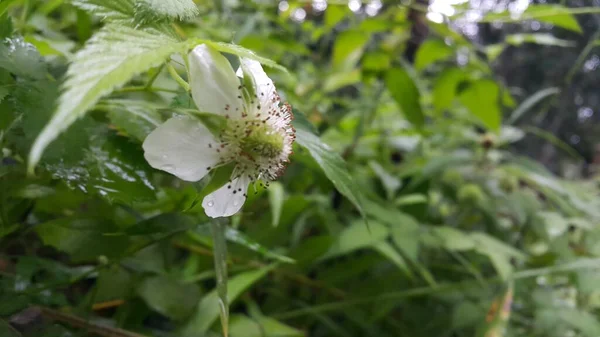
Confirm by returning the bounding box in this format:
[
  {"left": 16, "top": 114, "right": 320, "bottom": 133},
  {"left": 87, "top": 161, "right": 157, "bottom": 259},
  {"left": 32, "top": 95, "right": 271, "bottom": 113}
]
[
  {"left": 144, "top": 64, "right": 165, "bottom": 90},
  {"left": 210, "top": 218, "right": 229, "bottom": 337},
  {"left": 116, "top": 86, "right": 180, "bottom": 94},
  {"left": 167, "top": 63, "right": 190, "bottom": 92}
]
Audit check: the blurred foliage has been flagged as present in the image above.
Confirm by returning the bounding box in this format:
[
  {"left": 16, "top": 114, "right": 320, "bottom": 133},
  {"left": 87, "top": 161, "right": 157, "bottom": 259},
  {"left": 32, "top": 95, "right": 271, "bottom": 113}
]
[{"left": 2, "top": 0, "right": 600, "bottom": 337}]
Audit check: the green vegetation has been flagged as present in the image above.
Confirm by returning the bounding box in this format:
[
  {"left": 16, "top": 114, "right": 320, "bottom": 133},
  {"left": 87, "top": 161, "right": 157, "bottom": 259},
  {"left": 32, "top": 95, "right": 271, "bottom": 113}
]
[{"left": 1, "top": 1, "right": 600, "bottom": 337}]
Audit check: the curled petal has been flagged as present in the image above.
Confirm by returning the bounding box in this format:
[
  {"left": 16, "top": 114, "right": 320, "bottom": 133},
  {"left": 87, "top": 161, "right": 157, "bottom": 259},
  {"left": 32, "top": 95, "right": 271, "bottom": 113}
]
[
  {"left": 189, "top": 44, "right": 243, "bottom": 117},
  {"left": 237, "top": 58, "right": 278, "bottom": 110},
  {"left": 143, "top": 115, "right": 221, "bottom": 182},
  {"left": 202, "top": 175, "right": 250, "bottom": 218}
]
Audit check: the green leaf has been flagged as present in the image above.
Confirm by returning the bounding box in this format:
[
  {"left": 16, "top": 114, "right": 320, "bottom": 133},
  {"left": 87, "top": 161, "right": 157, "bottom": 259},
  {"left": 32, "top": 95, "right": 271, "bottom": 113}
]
[
  {"left": 206, "top": 41, "right": 288, "bottom": 73},
  {"left": 485, "top": 43, "right": 506, "bottom": 61},
  {"left": 323, "top": 69, "right": 361, "bottom": 92},
  {"left": 122, "top": 213, "right": 195, "bottom": 235},
  {"left": 472, "top": 233, "right": 526, "bottom": 280},
  {"left": 415, "top": 39, "right": 454, "bottom": 71},
  {"left": 100, "top": 99, "right": 162, "bottom": 142},
  {"left": 385, "top": 68, "right": 425, "bottom": 128},
  {"left": 431, "top": 227, "right": 476, "bottom": 251},
  {"left": 323, "top": 220, "right": 388, "bottom": 259},
  {"left": 0, "top": 0, "right": 19, "bottom": 17},
  {"left": 522, "top": 126, "right": 583, "bottom": 161},
  {"left": 255, "top": 316, "right": 304, "bottom": 336},
  {"left": 193, "top": 225, "right": 295, "bottom": 263},
  {"left": 229, "top": 315, "right": 262, "bottom": 337},
  {"left": 362, "top": 51, "right": 391, "bottom": 71},
  {"left": 138, "top": 275, "right": 201, "bottom": 321},
  {"left": 374, "top": 241, "right": 414, "bottom": 278},
  {"left": 224, "top": 227, "right": 294, "bottom": 264},
  {"left": 432, "top": 67, "right": 467, "bottom": 114},
  {"left": 508, "top": 87, "right": 560, "bottom": 124},
  {"left": 71, "top": 0, "right": 135, "bottom": 22},
  {"left": 0, "top": 14, "right": 12, "bottom": 39},
  {"left": 35, "top": 218, "right": 131, "bottom": 262},
  {"left": 137, "top": 0, "right": 199, "bottom": 20},
  {"left": 28, "top": 25, "right": 192, "bottom": 173},
  {"left": 50, "top": 134, "right": 156, "bottom": 203},
  {"left": 459, "top": 79, "right": 501, "bottom": 131},
  {"left": 482, "top": 4, "right": 585, "bottom": 33},
  {"left": 555, "top": 308, "right": 600, "bottom": 336},
  {"left": 0, "top": 37, "right": 46, "bottom": 79},
  {"left": 268, "top": 181, "right": 285, "bottom": 227},
  {"left": 181, "top": 266, "right": 274, "bottom": 336},
  {"left": 369, "top": 161, "right": 402, "bottom": 199},
  {"left": 505, "top": 33, "right": 576, "bottom": 47},
  {"left": 332, "top": 30, "right": 369, "bottom": 71},
  {"left": 294, "top": 126, "right": 367, "bottom": 223},
  {"left": 325, "top": 5, "right": 348, "bottom": 28}
]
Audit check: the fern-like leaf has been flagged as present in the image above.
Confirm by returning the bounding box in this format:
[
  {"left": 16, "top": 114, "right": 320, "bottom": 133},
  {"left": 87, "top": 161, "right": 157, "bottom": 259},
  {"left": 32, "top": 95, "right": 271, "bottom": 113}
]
[{"left": 28, "top": 25, "right": 192, "bottom": 172}]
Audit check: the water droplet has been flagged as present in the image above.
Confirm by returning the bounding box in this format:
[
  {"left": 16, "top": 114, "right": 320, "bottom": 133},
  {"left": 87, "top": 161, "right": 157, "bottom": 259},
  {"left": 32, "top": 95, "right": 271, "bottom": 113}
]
[
  {"left": 233, "top": 200, "right": 240, "bottom": 206},
  {"left": 207, "top": 201, "right": 214, "bottom": 207},
  {"left": 161, "top": 164, "right": 174, "bottom": 171},
  {"left": 161, "top": 154, "right": 168, "bottom": 159}
]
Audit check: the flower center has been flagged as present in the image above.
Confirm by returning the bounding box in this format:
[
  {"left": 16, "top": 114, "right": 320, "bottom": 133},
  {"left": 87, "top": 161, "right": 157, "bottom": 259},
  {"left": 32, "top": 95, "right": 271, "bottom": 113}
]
[{"left": 240, "top": 124, "right": 284, "bottom": 160}]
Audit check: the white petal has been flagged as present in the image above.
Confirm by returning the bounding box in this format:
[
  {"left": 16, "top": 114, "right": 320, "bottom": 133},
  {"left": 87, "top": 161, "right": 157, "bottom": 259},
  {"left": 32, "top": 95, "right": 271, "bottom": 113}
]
[
  {"left": 189, "top": 44, "right": 242, "bottom": 116},
  {"left": 202, "top": 175, "right": 250, "bottom": 218},
  {"left": 143, "top": 115, "right": 221, "bottom": 182},
  {"left": 238, "top": 58, "right": 277, "bottom": 109}
]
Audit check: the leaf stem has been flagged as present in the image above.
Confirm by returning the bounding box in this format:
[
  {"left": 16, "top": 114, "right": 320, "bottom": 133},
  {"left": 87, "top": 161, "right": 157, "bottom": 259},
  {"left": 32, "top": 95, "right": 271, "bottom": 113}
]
[
  {"left": 167, "top": 63, "right": 190, "bottom": 92},
  {"left": 144, "top": 64, "right": 165, "bottom": 90},
  {"left": 116, "top": 86, "right": 180, "bottom": 94}
]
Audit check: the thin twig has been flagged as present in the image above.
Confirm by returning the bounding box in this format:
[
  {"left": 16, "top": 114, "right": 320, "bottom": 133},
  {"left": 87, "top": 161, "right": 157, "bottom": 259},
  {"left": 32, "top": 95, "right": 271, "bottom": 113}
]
[{"left": 36, "top": 306, "right": 147, "bottom": 337}]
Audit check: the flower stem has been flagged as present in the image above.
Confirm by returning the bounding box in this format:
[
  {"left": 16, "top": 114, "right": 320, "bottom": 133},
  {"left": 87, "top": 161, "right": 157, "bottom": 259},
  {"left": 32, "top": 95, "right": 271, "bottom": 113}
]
[
  {"left": 167, "top": 63, "right": 190, "bottom": 92},
  {"left": 210, "top": 218, "right": 229, "bottom": 337},
  {"left": 144, "top": 64, "right": 165, "bottom": 90}
]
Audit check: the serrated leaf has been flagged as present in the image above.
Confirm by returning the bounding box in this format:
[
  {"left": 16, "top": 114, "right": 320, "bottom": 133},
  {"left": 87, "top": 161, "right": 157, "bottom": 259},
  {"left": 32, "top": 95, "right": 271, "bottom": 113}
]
[
  {"left": 71, "top": 0, "right": 135, "bottom": 22},
  {"left": 45, "top": 133, "right": 157, "bottom": 203},
  {"left": 28, "top": 25, "right": 193, "bottom": 173},
  {"left": 294, "top": 126, "right": 367, "bottom": 223},
  {"left": 137, "top": 0, "right": 199, "bottom": 20},
  {"left": 385, "top": 68, "right": 425, "bottom": 128},
  {"left": 0, "top": 37, "right": 46, "bottom": 79},
  {"left": 100, "top": 99, "right": 162, "bottom": 142}
]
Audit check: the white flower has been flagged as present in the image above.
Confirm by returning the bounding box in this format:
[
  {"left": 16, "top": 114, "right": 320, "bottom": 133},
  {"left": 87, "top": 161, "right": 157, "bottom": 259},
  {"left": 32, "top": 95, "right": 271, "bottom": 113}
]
[{"left": 143, "top": 45, "right": 295, "bottom": 218}]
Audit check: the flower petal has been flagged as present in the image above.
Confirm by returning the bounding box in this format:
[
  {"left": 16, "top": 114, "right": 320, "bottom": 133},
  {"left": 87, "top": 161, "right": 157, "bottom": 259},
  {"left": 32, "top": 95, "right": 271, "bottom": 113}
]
[
  {"left": 189, "top": 44, "right": 242, "bottom": 116},
  {"left": 202, "top": 175, "right": 250, "bottom": 218},
  {"left": 143, "top": 115, "right": 221, "bottom": 182},
  {"left": 237, "top": 58, "right": 278, "bottom": 110}
]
